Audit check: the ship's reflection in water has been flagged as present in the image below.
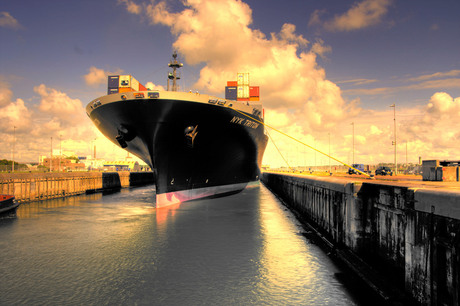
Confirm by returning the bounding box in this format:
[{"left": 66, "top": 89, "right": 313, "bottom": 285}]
[{"left": 0, "top": 183, "right": 361, "bottom": 305}]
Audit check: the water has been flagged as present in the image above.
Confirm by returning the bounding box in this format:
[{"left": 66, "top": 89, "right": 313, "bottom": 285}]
[{"left": 0, "top": 183, "right": 363, "bottom": 305}]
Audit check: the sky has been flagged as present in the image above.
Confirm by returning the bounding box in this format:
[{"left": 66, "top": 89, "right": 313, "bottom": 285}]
[{"left": 1, "top": 0, "right": 459, "bottom": 168}]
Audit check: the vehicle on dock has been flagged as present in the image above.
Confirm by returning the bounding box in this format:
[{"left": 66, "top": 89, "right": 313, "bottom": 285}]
[
  {"left": 375, "top": 166, "right": 393, "bottom": 176},
  {"left": 348, "top": 164, "right": 366, "bottom": 175},
  {"left": 0, "top": 194, "right": 20, "bottom": 214}
]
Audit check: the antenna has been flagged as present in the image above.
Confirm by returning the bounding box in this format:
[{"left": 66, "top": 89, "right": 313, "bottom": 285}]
[{"left": 167, "top": 51, "right": 183, "bottom": 91}]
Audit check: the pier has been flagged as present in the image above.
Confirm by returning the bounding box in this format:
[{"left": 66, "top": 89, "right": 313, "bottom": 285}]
[
  {"left": 0, "top": 172, "right": 154, "bottom": 202},
  {"left": 261, "top": 172, "right": 460, "bottom": 305}
]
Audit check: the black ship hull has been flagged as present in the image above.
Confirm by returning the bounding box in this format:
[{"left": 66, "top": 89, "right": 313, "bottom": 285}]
[{"left": 87, "top": 92, "right": 268, "bottom": 207}]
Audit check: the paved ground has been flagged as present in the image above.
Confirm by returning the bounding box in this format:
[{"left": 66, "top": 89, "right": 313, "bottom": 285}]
[{"left": 269, "top": 171, "right": 460, "bottom": 191}]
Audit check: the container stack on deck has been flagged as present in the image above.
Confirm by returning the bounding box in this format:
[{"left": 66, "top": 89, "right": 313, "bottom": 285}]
[
  {"left": 107, "top": 75, "right": 147, "bottom": 95},
  {"left": 225, "top": 73, "right": 259, "bottom": 102}
]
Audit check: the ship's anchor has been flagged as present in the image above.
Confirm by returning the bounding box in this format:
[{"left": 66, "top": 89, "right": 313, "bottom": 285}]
[
  {"left": 116, "top": 124, "right": 135, "bottom": 148},
  {"left": 184, "top": 125, "right": 198, "bottom": 148}
]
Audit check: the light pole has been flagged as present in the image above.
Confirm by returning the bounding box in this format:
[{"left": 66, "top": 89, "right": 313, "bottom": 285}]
[
  {"left": 328, "top": 132, "right": 331, "bottom": 174},
  {"left": 59, "top": 134, "right": 62, "bottom": 172},
  {"left": 12, "top": 126, "right": 16, "bottom": 172},
  {"left": 50, "top": 137, "right": 53, "bottom": 172},
  {"left": 390, "top": 104, "right": 397, "bottom": 174},
  {"left": 351, "top": 122, "right": 355, "bottom": 165}
]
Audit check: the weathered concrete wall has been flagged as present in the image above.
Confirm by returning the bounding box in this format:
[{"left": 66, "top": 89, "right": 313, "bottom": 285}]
[
  {"left": 0, "top": 172, "right": 154, "bottom": 202},
  {"left": 262, "top": 172, "right": 460, "bottom": 305}
]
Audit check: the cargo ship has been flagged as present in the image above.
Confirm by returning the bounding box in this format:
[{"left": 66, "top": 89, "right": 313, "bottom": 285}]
[{"left": 86, "top": 52, "right": 268, "bottom": 207}]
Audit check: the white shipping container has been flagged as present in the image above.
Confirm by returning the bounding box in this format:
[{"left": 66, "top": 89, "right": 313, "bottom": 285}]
[
  {"left": 237, "top": 85, "right": 249, "bottom": 98},
  {"left": 119, "top": 75, "right": 131, "bottom": 88},
  {"left": 237, "top": 73, "right": 249, "bottom": 85},
  {"left": 131, "top": 77, "right": 140, "bottom": 91}
]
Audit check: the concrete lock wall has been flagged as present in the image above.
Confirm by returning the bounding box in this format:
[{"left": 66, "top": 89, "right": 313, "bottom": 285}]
[
  {"left": 0, "top": 172, "right": 154, "bottom": 202},
  {"left": 261, "top": 172, "right": 460, "bottom": 305}
]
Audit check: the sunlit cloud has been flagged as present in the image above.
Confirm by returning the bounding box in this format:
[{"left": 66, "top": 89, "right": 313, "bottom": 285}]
[
  {"left": 84, "top": 66, "right": 124, "bottom": 87},
  {"left": 0, "top": 11, "right": 23, "bottom": 30},
  {"left": 118, "top": 0, "right": 141, "bottom": 14},
  {"left": 132, "top": 0, "right": 358, "bottom": 134},
  {"left": 312, "top": 0, "right": 392, "bottom": 32},
  {"left": 408, "top": 70, "right": 460, "bottom": 82}
]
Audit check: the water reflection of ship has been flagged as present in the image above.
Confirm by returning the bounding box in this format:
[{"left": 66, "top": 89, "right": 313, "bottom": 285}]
[{"left": 87, "top": 52, "right": 268, "bottom": 207}]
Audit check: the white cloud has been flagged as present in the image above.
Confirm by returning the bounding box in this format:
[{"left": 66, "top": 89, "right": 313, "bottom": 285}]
[
  {"left": 0, "top": 80, "right": 14, "bottom": 108},
  {"left": 84, "top": 66, "right": 124, "bottom": 87},
  {"left": 0, "top": 11, "right": 23, "bottom": 30},
  {"left": 408, "top": 70, "right": 460, "bottom": 82},
  {"left": 34, "top": 84, "right": 85, "bottom": 127},
  {"left": 323, "top": 0, "right": 392, "bottom": 32},
  {"left": 118, "top": 0, "right": 141, "bottom": 14},
  {"left": 139, "top": 0, "right": 356, "bottom": 133},
  {"left": 145, "top": 82, "right": 165, "bottom": 91}
]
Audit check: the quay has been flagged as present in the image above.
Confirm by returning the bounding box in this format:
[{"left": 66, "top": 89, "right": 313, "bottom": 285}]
[
  {"left": 0, "top": 171, "right": 154, "bottom": 203},
  {"left": 261, "top": 172, "right": 460, "bottom": 305}
]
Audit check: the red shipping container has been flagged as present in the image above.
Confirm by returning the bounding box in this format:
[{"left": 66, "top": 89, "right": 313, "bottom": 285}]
[
  {"left": 249, "top": 86, "right": 259, "bottom": 97},
  {"left": 227, "top": 81, "right": 237, "bottom": 87}
]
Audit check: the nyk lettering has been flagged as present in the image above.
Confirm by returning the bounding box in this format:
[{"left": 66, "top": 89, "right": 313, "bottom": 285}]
[{"left": 230, "top": 116, "right": 259, "bottom": 129}]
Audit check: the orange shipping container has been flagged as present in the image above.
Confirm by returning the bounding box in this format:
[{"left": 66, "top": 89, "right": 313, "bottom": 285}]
[
  {"left": 227, "top": 81, "right": 237, "bottom": 87},
  {"left": 249, "top": 86, "right": 259, "bottom": 97},
  {"left": 119, "top": 87, "right": 134, "bottom": 93},
  {"left": 249, "top": 97, "right": 259, "bottom": 101}
]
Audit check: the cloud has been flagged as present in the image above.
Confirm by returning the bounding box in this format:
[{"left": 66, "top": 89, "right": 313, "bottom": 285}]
[
  {"left": 145, "top": 82, "right": 165, "bottom": 91},
  {"left": 138, "top": 0, "right": 357, "bottom": 133},
  {"left": 0, "top": 79, "right": 14, "bottom": 108},
  {"left": 0, "top": 11, "right": 23, "bottom": 30},
  {"left": 34, "top": 84, "right": 86, "bottom": 126},
  {"left": 118, "top": 0, "right": 141, "bottom": 14},
  {"left": 83, "top": 66, "right": 124, "bottom": 87},
  {"left": 322, "top": 0, "right": 392, "bottom": 32},
  {"left": 426, "top": 92, "right": 460, "bottom": 118},
  {"left": 408, "top": 70, "right": 460, "bottom": 82}
]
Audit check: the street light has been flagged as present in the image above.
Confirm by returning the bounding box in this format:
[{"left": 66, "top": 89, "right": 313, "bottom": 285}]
[
  {"left": 50, "top": 137, "right": 53, "bottom": 172},
  {"left": 12, "top": 126, "right": 16, "bottom": 172},
  {"left": 328, "top": 132, "right": 331, "bottom": 174},
  {"left": 390, "top": 104, "right": 397, "bottom": 174},
  {"left": 351, "top": 122, "right": 355, "bottom": 165},
  {"left": 59, "top": 134, "right": 62, "bottom": 172}
]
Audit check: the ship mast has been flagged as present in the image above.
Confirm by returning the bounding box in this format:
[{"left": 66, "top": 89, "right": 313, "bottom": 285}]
[{"left": 167, "top": 51, "right": 183, "bottom": 92}]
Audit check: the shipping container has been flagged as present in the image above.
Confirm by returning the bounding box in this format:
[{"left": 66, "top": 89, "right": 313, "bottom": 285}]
[
  {"left": 227, "top": 81, "right": 237, "bottom": 87},
  {"left": 119, "top": 75, "right": 131, "bottom": 87},
  {"left": 119, "top": 87, "right": 134, "bottom": 93},
  {"left": 237, "top": 85, "right": 249, "bottom": 98},
  {"left": 249, "top": 86, "right": 259, "bottom": 97},
  {"left": 108, "top": 88, "right": 119, "bottom": 95},
  {"left": 108, "top": 75, "right": 119, "bottom": 88},
  {"left": 237, "top": 73, "right": 249, "bottom": 85},
  {"left": 237, "top": 98, "right": 250, "bottom": 102},
  {"left": 131, "top": 77, "right": 140, "bottom": 91},
  {"left": 249, "top": 96, "right": 259, "bottom": 101},
  {"left": 225, "top": 86, "right": 237, "bottom": 100}
]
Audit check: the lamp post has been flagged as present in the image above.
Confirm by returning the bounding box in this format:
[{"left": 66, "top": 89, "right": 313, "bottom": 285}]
[
  {"left": 50, "top": 137, "right": 53, "bottom": 172},
  {"left": 390, "top": 104, "right": 397, "bottom": 174},
  {"left": 328, "top": 132, "right": 331, "bottom": 174},
  {"left": 12, "top": 126, "right": 16, "bottom": 172},
  {"left": 351, "top": 122, "right": 355, "bottom": 165},
  {"left": 59, "top": 134, "right": 62, "bottom": 172}
]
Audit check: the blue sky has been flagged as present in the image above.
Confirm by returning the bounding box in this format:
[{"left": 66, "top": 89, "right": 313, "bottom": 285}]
[{"left": 1, "top": 0, "right": 459, "bottom": 166}]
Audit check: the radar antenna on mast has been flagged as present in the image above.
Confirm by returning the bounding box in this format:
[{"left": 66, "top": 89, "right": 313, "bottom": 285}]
[{"left": 167, "top": 51, "right": 183, "bottom": 91}]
